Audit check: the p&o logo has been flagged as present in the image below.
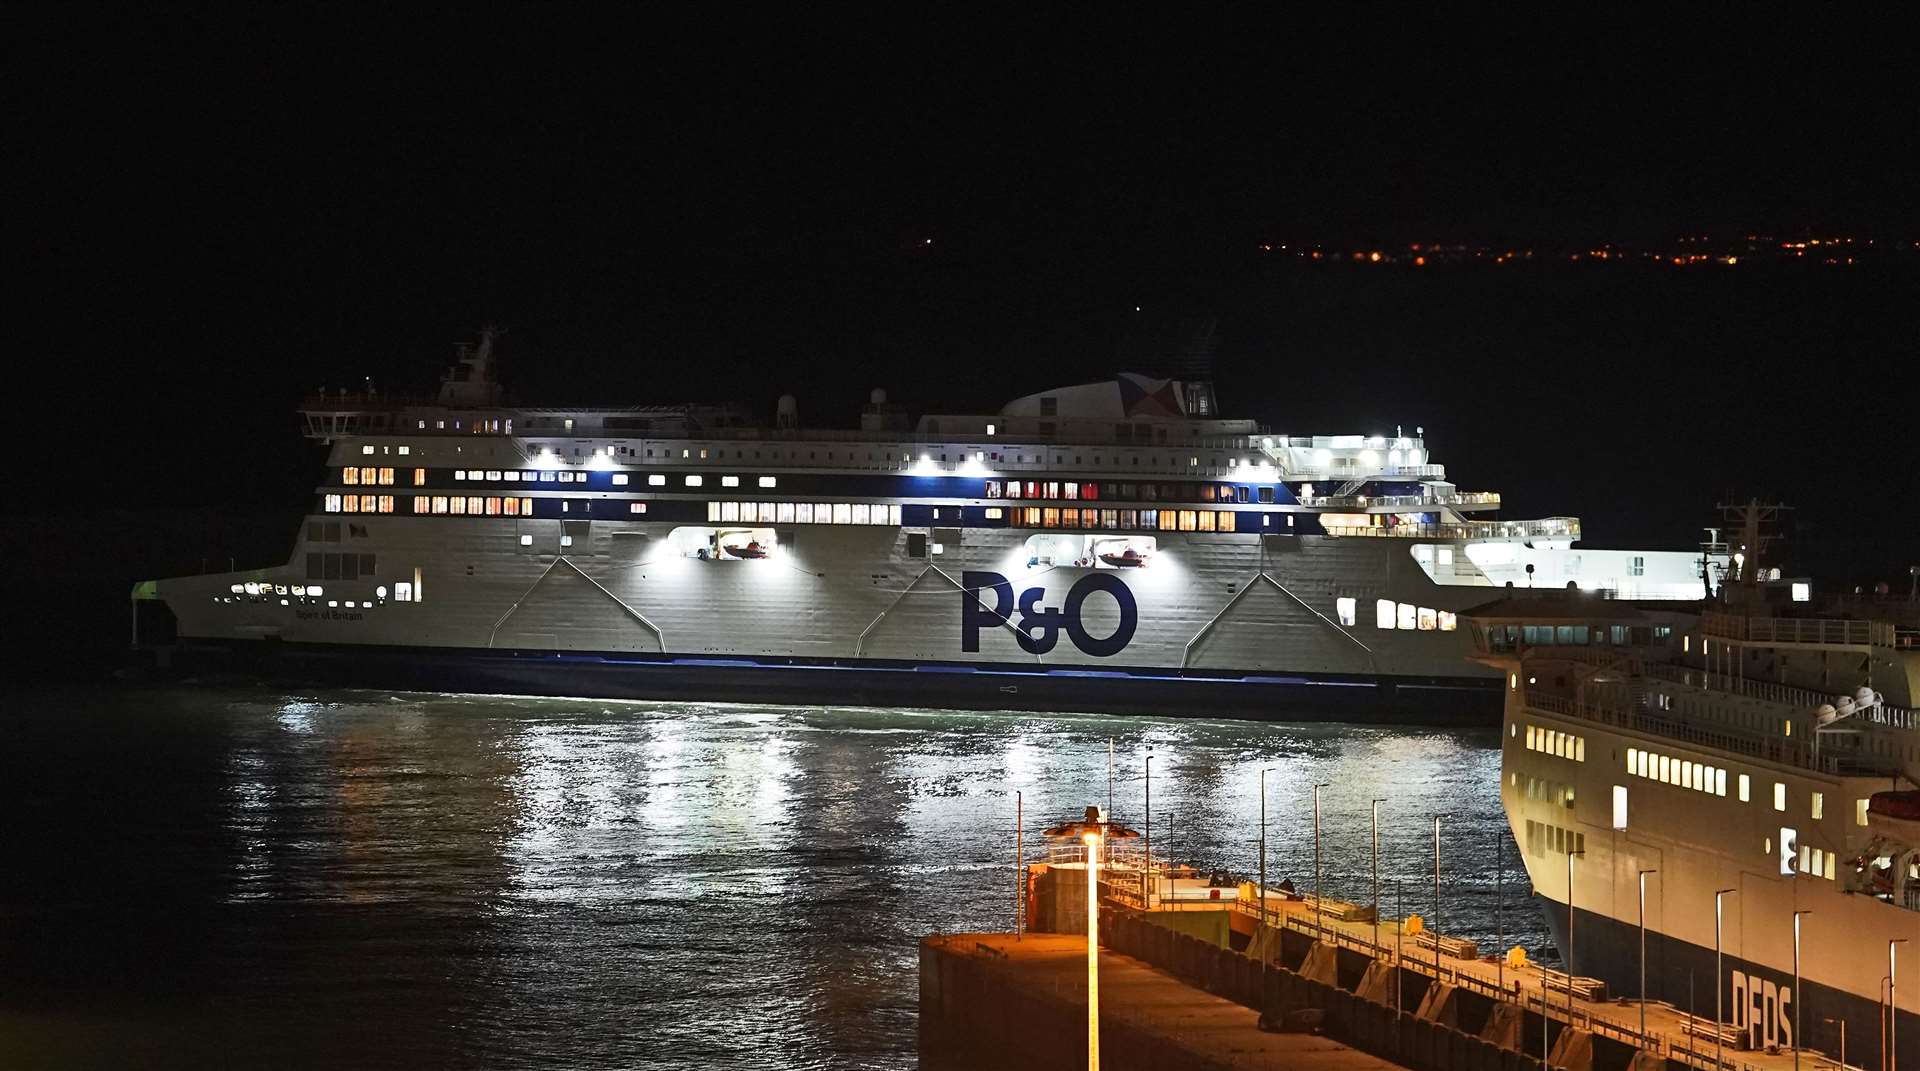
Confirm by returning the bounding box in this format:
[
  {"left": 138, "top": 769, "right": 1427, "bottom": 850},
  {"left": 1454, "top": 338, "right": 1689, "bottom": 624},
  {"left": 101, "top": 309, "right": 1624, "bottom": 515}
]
[{"left": 960, "top": 570, "right": 1138, "bottom": 657}]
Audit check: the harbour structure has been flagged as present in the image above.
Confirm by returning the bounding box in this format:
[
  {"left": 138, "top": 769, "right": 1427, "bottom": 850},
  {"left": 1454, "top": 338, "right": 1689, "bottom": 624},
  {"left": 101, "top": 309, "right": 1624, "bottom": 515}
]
[
  {"left": 1474, "top": 543, "right": 1920, "bottom": 1068},
  {"left": 136, "top": 329, "right": 1716, "bottom": 718}
]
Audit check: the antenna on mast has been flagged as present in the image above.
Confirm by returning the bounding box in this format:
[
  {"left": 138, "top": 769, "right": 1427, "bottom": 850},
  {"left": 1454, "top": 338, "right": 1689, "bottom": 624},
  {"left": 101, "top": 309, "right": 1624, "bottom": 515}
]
[{"left": 1712, "top": 498, "right": 1791, "bottom": 605}]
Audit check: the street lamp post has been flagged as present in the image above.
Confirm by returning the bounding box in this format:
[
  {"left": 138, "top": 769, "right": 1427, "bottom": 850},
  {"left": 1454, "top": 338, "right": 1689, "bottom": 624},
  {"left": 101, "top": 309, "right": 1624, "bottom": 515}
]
[
  {"left": 1260, "top": 768, "right": 1273, "bottom": 933},
  {"left": 1793, "top": 910, "right": 1813, "bottom": 1071},
  {"left": 1371, "top": 798, "right": 1385, "bottom": 955},
  {"left": 1566, "top": 849, "right": 1585, "bottom": 1030},
  {"left": 1496, "top": 828, "right": 1506, "bottom": 995},
  {"left": 1893, "top": 939, "right": 1908, "bottom": 1071},
  {"left": 1638, "top": 869, "right": 1659, "bottom": 1040},
  {"left": 1715, "top": 888, "right": 1736, "bottom": 1070},
  {"left": 1394, "top": 879, "right": 1404, "bottom": 1020},
  {"left": 1433, "top": 816, "right": 1444, "bottom": 975},
  {"left": 1014, "top": 792, "right": 1024, "bottom": 939},
  {"left": 1143, "top": 754, "right": 1153, "bottom": 910},
  {"left": 1085, "top": 829, "right": 1104, "bottom": 1071},
  {"left": 1313, "top": 783, "right": 1330, "bottom": 940},
  {"left": 1822, "top": 1017, "right": 1845, "bottom": 1071}
]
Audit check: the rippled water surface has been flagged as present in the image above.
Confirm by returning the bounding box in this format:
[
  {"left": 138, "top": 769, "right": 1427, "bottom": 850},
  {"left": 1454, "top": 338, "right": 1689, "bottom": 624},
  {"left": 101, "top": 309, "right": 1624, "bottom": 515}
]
[{"left": 1, "top": 684, "right": 1550, "bottom": 1068}]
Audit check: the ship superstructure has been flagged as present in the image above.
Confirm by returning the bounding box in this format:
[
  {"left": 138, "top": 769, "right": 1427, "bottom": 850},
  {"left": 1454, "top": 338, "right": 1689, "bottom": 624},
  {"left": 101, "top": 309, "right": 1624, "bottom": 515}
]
[
  {"left": 137, "top": 329, "right": 1718, "bottom": 717},
  {"left": 1474, "top": 563, "right": 1920, "bottom": 1068}
]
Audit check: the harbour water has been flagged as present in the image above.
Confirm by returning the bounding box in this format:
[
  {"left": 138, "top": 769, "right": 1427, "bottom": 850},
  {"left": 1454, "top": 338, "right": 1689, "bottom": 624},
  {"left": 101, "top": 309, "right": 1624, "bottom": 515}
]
[{"left": 1, "top": 684, "right": 1549, "bottom": 1069}]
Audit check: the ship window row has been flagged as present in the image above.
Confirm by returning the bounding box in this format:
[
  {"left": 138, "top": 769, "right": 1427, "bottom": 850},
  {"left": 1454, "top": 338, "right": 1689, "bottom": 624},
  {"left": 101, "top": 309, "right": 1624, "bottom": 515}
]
[
  {"left": 360, "top": 445, "right": 413, "bottom": 454},
  {"left": 305, "top": 552, "right": 376, "bottom": 581},
  {"left": 1368, "top": 599, "right": 1457, "bottom": 631},
  {"left": 408, "top": 496, "right": 537, "bottom": 516},
  {"left": 342, "top": 467, "right": 397, "bottom": 486},
  {"left": 1795, "top": 841, "right": 1839, "bottom": 882},
  {"left": 1523, "top": 819, "right": 1584, "bottom": 858},
  {"left": 1014, "top": 507, "right": 1240, "bottom": 531},
  {"left": 454, "top": 469, "right": 591, "bottom": 483},
  {"left": 324, "top": 494, "right": 397, "bottom": 514},
  {"left": 707, "top": 501, "right": 905, "bottom": 526},
  {"left": 1625, "top": 746, "right": 1727, "bottom": 796},
  {"left": 1523, "top": 724, "right": 1585, "bottom": 762},
  {"left": 982, "top": 480, "right": 1271, "bottom": 504},
  {"left": 1508, "top": 772, "right": 1575, "bottom": 809},
  {"left": 1486, "top": 624, "right": 1645, "bottom": 651}
]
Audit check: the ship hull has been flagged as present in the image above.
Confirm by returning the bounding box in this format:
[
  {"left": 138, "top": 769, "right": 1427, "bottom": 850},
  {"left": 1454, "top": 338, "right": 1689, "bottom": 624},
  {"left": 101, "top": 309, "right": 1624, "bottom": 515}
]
[
  {"left": 158, "top": 638, "right": 1500, "bottom": 721},
  {"left": 151, "top": 523, "right": 1511, "bottom": 719},
  {"left": 1537, "top": 894, "right": 1916, "bottom": 1071}
]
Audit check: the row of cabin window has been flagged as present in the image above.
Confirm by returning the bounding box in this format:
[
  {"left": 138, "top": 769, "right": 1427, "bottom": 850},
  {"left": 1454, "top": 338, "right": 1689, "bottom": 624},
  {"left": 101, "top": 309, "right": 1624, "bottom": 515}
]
[
  {"left": 360, "top": 444, "right": 413, "bottom": 454},
  {"left": 342, "top": 467, "right": 402, "bottom": 486},
  {"left": 1484, "top": 624, "right": 1672, "bottom": 651},
  {"left": 454, "top": 469, "right": 595, "bottom": 484},
  {"left": 1626, "top": 746, "right": 1731, "bottom": 797},
  {"left": 708, "top": 502, "right": 904, "bottom": 525},
  {"left": 1331, "top": 597, "right": 1458, "bottom": 631},
  {"left": 415, "top": 496, "right": 536, "bottom": 516},
  {"left": 305, "top": 552, "right": 376, "bottom": 581},
  {"left": 983, "top": 481, "right": 1276, "bottom": 504},
  {"left": 324, "top": 495, "right": 398, "bottom": 514},
  {"left": 1523, "top": 819, "right": 1585, "bottom": 857},
  {"left": 1632, "top": 746, "right": 1869, "bottom": 827},
  {"left": 1510, "top": 771, "right": 1575, "bottom": 809},
  {"left": 1523, "top": 723, "right": 1587, "bottom": 762},
  {"left": 1012, "top": 507, "right": 1240, "bottom": 531}
]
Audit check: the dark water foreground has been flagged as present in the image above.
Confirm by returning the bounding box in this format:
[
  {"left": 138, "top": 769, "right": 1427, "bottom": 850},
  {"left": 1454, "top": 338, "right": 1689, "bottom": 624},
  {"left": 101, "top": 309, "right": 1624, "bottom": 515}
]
[{"left": 0, "top": 683, "right": 1548, "bottom": 1069}]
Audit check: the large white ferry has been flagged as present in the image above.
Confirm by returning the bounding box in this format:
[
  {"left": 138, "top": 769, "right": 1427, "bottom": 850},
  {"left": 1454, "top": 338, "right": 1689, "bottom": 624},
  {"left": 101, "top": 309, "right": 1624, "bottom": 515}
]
[
  {"left": 1475, "top": 554, "right": 1919, "bottom": 1069},
  {"left": 136, "top": 329, "right": 1716, "bottom": 718}
]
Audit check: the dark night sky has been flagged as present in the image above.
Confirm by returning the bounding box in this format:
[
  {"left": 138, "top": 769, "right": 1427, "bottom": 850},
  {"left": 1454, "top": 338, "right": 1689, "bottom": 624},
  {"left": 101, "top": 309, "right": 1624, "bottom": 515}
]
[{"left": 13, "top": 11, "right": 1918, "bottom": 589}]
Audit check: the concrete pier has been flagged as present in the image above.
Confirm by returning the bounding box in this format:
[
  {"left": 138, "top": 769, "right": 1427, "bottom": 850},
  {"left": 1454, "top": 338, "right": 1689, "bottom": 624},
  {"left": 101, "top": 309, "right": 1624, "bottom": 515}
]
[{"left": 921, "top": 932, "right": 1411, "bottom": 1071}]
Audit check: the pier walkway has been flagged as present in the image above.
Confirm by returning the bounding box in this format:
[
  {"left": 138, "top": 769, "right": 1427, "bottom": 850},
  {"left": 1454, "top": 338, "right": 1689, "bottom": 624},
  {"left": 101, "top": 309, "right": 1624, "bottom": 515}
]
[{"left": 922, "top": 932, "right": 1409, "bottom": 1071}]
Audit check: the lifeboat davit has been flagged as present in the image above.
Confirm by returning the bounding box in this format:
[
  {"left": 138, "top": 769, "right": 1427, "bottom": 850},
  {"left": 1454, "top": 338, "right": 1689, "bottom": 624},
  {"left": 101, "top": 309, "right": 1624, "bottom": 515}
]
[
  {"left": 1099, "top": 547, "right": 1148, "bottom": 568},
  {"left": 723, "top": 540, "right": 769, "bottom": 559}
]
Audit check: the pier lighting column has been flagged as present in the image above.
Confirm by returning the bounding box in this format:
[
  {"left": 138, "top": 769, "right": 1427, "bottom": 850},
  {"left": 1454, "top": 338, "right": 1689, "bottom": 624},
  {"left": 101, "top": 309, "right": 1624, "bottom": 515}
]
[
  {"left": 1892, "top": 938, "right": 1907, "bottom": 1071},
  {"left": 1637, "top": 869, "right": 1658, "bottom": 1040},
  {"left": 1260, "top": 768, "right": 1274, "bottom": 932},
  {"left": 1793, "top": 910, "right": 1812, "bottom": 1071},
  {"left": 1085, "top": 830, "right": 1103, "bottom": 1071},
  {"left": 1313, "top": 783, "right": 1330, "bottom": 941},
  {"left": 1566, "top": 849, "right": 1585, "bottom": 1030},
  {"left": 1432, "top": 816, "right": 1443, "bottom": 974},
  {"left": 1143, "top": 754, "right": 1152, "bottom": 910},
  {"left": 1714, "top": 888, "right": 1736, "bottom": 1071},
  {"left": 1015, "top": 793, "right": 1024, "bottom": 939},
  {"left": 1371, "top": 799, "right": 1385, "bottom": 955}
]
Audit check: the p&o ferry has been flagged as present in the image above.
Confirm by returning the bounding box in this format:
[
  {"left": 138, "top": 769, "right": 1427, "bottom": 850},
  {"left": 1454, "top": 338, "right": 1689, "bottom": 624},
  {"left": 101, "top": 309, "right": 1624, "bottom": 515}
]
[{"left": 134, "top": 329, "right": 1714, "bottom": 719}]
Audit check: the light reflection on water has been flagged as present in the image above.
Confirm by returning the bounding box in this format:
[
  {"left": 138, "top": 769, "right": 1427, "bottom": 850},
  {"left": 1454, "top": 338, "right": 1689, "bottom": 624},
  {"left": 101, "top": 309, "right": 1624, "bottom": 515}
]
[{"left": 0, "top": 685, "right": 1549, "bottom": 1069}]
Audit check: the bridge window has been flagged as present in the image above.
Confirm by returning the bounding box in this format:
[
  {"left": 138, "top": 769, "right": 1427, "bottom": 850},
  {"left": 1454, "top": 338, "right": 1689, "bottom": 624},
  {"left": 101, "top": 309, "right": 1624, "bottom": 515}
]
[
  {"left": 1335, "top": 598, "right": 1356, "bottom": 627},
  {"left": 1774, "top": 782, "right": 1786, "bottom": 812},
  {"left": 1376, "top": 599, "right": 1395, "bottom": 629}
]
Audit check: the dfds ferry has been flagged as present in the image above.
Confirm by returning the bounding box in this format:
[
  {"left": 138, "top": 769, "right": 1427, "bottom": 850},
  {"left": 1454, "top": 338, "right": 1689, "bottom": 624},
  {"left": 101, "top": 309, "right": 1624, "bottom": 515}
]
[
  {"left": 1475, "top": 575, "right": 1919, "bottom": 1070},
  {"left": 134, "top": 330, "right": 1716, "bottom": 719}
]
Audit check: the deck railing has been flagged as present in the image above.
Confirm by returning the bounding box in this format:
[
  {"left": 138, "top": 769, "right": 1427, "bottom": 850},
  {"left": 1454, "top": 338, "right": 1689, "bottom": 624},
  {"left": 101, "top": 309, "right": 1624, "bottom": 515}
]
[
  {"left": 1325, "top": 517, "right": 1579, "bottom": 541},
  {"left": 1702, "top": 612, "right": 1894, "bottom": 648}
]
